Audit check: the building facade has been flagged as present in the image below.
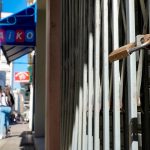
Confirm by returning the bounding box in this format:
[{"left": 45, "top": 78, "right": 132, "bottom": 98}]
[{"left": 0, "top": 49, "right": 12, "bottom": 87}]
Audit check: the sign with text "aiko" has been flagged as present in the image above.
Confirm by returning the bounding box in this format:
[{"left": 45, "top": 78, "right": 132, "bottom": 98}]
[
  {"left": 14, "top": 72, "right": 30, "bottom": 83},
  {"left": 0, "top": 29, "right": 35, "bottom": 45}
]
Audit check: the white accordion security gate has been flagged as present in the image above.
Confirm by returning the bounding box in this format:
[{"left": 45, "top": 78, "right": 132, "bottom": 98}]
[{"left": 61, "top": 0, "right": 150, "bottom": 150}]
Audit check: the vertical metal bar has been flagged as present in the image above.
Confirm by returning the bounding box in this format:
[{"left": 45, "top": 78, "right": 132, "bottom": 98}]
[
  {"left": 136, "top": 0, "right": 148, "bottom": 107},
  {"left": 119, "top": 59, "right": 125, "bottom": 108},
  {"left": 119, "top": 1, "right": 127, "bottom": 110},
  {"left": 136, "top": 42, "right": 144, "bottom": 107},
  {"left": 78, "top": 0, "right": 84, "bottom": 148},
  {"left": 67, "top": 6, "right": 71, "bottom": 150},
  {"left": 141, "top": 45, "right": 150, "bottom": 150},
  {"left": 88, "top": 33, "right": 94, "bottom": 150},
  {"left": 72, "top": 105, "right": 79, "bottom": 150},
  {"left": 102, "top": 0, "right": 110, "bottom": 149},
  {"left": 73, "top": 0, "right": 85, "bottom": 148},
  {"left": 71, "top": 0, "right": 80, "bottom": 149},
  {"left": 72, "top": 46, "right": 80, "bottom": 150},
  {"left": 112, "top": 0, "right": 120, "bottom": 150},
  {"left": 68, "top": 0, "right": 76, "bottom": 149},
  {"left": 126, "top": 0, "right": 138, "bottom": 149},
  {"left": 141, "top": 1, "right": 150, "bottom": 150},
  {"left": 63, "top": 0, "right": 69, "bottom": 149},
  {"left": 82, "top": 64, "right": 88, "bottom": 150},
  {"left": 65, "top": 0, "right": 72, "bottom": 148},
  {"left": 120, "top": 2, "right": 128, "bottom": 149},
  {"left": 78, "top": 87, "right": 83, "bottom": 150},
  {"left": 82, "top": 0, "right": 88, "bottom": 148},
  {"left": 94, "top": 0, "right": 101, "bottom": 149},
  {"left": 139, "top": 0, "right": 148, "bottom": 34},
  {"left": 120, "top": 1, "right": 127, "bottom": 38}
]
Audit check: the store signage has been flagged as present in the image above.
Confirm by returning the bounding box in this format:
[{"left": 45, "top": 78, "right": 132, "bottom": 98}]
[
  {"left": 0, "top": 4, "right": 36, "bottom": 46},
  {"left": 14, "top": 72, "right": 30, "bottom": 82},
  {"left": 0, "top": 29, "right": 35, "bottom": 45}
]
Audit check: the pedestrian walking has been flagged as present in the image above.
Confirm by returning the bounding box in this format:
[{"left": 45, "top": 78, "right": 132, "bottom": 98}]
[
  {"left": 4, "top": 85, "right": 15, "bottom": 124},
  {"left": 0, "top": 86, "right": 11, "bottom": 139}
]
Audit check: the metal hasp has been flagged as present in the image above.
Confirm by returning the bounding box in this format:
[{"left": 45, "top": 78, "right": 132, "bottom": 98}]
[{"left": 109, "top": 34, "right": 150, "bottom": 62}]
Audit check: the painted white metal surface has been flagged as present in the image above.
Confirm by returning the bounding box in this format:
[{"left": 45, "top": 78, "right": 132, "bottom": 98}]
[
  {"left": 112, "top": 0, "right": 120, "bottom": 150},
  {"left": 29, "top": 84, "right": 34, "bottom": 130},
  {"left": 88, "top": 33, "right": 94, "bottom": 150},
  {"left": 94, "top": 0, "right": 100, "bottom": 149},
  {"left": 82, "top": 65, "right": 88, "bottom": 150},
  {"left": 126, "top": 0, "right": 138, "bottom": 149},
  {"left": 136, "top": 37, "right": 144, "bottom": 106},
  {"left": 102, "top": 0, "right": 110, "bottom": 149},
  {"left": 78, "top": 87, "right": 83, "bottom": 150},
  {"left": 72, "top": 106, "right": 79, "bottom": 150}
]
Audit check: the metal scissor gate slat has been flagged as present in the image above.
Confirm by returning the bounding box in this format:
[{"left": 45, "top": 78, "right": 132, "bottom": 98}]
[{"left": 61, "top": 0, "right": 150, "bottom": 150}]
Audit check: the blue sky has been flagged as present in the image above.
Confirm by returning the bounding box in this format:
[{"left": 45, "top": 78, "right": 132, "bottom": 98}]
[
  {"left": 2, "top": 0, "right": 27, "bottom": 13},
  {"left": 2, "top": 0, "right": 29, "bottom": 89}
]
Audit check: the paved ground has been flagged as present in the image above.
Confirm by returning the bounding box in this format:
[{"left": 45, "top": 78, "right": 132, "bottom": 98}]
[{"left": 0, "top": 123, "right": 34, "bottom": 150}]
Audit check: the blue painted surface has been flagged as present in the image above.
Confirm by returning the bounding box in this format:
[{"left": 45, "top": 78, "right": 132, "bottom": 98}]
[
  {"left": 0, "top": 4, "right": 36, "bottom": 46},
  {"left": 0, "top": 1, "right": 37, "bottom": 89}
]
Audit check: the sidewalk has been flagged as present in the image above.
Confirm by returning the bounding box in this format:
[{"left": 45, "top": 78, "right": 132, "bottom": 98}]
[{"left": 0, "top": 123, "right": 34, "bottom": 150}]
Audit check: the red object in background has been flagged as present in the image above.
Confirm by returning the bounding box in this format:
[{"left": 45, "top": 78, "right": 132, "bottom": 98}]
[{"left": 14, "top": 72, "right": 30, "bottom": 82}]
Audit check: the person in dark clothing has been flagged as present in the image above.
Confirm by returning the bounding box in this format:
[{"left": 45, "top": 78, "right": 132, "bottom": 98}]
[{"left": 4, "top": 86, "right": 15, "bottom": 107}]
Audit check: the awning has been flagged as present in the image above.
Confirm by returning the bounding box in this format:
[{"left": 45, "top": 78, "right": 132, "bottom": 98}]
[{"left": 0, "top": 4, "right": 36, "bottom": 64}]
